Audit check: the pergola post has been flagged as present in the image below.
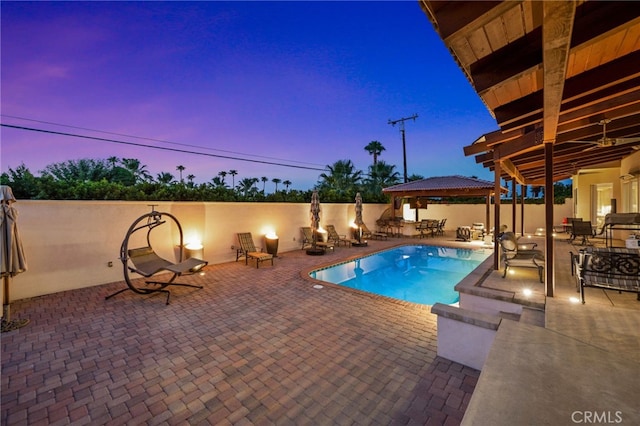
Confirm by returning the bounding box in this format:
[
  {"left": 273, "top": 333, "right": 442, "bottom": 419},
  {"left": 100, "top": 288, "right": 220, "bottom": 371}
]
[
  {"left": 511, "top": 179, "right": 517, "bottom": 235},
  {"left": 493, "top": 161, "right": 502, "bottom": 270},
  {"left": 544, "top": 143, "right": 555, "bottom": 297},
  {"left": 520, "top": 183, "right": 526, "bottom": 236}
]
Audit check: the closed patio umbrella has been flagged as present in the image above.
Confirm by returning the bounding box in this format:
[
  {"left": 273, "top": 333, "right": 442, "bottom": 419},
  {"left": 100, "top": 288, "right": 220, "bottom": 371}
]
[
  {"left": 1, "top": 185, "right": 29, "bottom": 332},
  {"left": 355, "top": 192, "right": 364, "bottom": 242},
  {"left": 307, "top": 190, "right": 324, "bottom": 255}
]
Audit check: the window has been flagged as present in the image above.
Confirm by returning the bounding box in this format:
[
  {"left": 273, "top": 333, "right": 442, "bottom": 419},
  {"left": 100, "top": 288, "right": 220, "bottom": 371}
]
[
  {"left": 591, "top": 183, "right": 613, "bottom": 229},
  {"left": 622, "top": 179, "right": 638, "bottom": 213}
]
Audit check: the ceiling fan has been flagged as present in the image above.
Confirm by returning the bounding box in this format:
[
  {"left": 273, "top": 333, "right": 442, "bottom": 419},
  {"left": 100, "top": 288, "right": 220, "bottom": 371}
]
[{"left": 570, "top": 119, "right": 640, "bottom": 148}]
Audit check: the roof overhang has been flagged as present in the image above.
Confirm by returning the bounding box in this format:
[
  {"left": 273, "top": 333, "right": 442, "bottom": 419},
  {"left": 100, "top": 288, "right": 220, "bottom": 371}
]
[{"left": 420, "top": 0, "right": 640, "bottom": 184}]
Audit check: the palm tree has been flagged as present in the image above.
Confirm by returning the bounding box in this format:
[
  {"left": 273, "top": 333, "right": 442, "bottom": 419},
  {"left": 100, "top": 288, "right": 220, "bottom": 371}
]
[
  {"left": 156, "top": 172, "right": 175, "bottom": 185},
  {"left": 364, "top": 161, "right": 401, "bottom": 195},
  {"left": 229, "top": 169, "right": 238, "bottom": 188},
  {"left": 186, "top": 174, "right": 195, "bottom": 187},
  {"left": 317, "top": 160, "right": 362, "bottom": 198},
  {"left": 107, "top": 156, "right": 119, "bottom": 169},
  {"left": 210, "top": 176, "right": 226, "bottom": 189},
  {"left": 283, "top": 180, "right": 292, "bottom": 191},
  {"left": 272, "top": 178, "right": 282, "bottom": 192},
  {"left": 364, "top": 141, "right": 386, "bottom": 165},
  {"left": 217, "top": 171, "right": 227, "bottom": 184},
  {"left": 121, "top": 158, "right": 152, "bottom": 183},
  {"left": 237, "top": 177, "right": 259, "bottom": 198},
  {"left": 261, "top": 176, "right": 268, "bottom": 192},
  {"left": 176, "top": 165, "right": 185, "bottom": 183}
]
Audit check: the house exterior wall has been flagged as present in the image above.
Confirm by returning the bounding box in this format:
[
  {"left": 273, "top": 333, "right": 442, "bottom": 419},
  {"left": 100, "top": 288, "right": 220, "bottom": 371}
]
[{"left": 4, "top": 199, "right": 574, "bottom": 303}]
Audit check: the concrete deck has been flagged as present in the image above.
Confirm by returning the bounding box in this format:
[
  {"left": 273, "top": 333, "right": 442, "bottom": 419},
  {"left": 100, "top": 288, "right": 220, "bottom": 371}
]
[
  {"left": 462, "top": 239, "right": 640, "bottom": 425},
  {"left": 1, "top": 234, "right": 638, "bottom": 425}
]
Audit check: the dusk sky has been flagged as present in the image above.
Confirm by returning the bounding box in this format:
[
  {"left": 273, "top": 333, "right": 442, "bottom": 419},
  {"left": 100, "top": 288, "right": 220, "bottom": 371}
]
[{"left": 1, "top": 1, "right": 498, "bottom": 191}]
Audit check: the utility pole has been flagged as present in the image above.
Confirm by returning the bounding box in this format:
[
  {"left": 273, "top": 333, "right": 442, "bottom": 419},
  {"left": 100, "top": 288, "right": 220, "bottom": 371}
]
[{"left": 388, "top": 114, "right": 418, "bottom": 183}]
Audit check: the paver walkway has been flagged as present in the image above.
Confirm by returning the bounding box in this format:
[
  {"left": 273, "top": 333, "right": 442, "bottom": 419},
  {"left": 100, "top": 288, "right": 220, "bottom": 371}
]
[{"left": 2, "top": 237, "right": 480, "bottom": 425}]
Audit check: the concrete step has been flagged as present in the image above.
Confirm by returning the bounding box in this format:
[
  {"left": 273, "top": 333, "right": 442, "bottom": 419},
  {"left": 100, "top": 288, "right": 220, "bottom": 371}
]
[{"left": 519, "top": 306, "right": 545, "bottom": 327}]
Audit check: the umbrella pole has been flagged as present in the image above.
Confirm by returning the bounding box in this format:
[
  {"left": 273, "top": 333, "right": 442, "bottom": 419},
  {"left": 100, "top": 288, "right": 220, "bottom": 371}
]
[
  {"left": 1, "top": 275, "right": 29, "bottom": 332},
  {"left": 3, "top": 276, "right": 9, "bottom": 321}
]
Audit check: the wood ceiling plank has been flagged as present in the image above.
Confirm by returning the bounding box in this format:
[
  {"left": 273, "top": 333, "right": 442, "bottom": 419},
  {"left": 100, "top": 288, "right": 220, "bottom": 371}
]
[
  {"left": 467, "top": 27, "right": 493, "bottom": 60},
  {"left": 619, "top": 22, "right": 640, "bottom": 54},
  {"left": 441, "top": 1, "right": 519, "bottom": 44},
  {"left": 494, "top": 50, "right": 640, "bottom": 128},
  {"left": 522, "top": 0, "right": 543, "bottom": 32},
  {"left": 484, "top": 15, "right": 507, "bottom": 51},
  {"left": 503, "top": 4, "right": 526, "bottom": 42},
  {"left": 426, "top": 1, "right": 503, "bottom": 41},
  {"left": 467, "top": 3, "right": 640, "bottom": 100}
]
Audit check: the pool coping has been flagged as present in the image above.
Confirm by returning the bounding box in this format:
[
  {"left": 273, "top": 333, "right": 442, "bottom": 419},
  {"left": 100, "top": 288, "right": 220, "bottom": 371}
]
[{"left": 300, "top": 240, "right": 494, "bottom": 309}]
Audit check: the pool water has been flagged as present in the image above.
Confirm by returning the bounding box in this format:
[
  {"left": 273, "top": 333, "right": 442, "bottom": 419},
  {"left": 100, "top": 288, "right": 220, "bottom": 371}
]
[{"left": 309, "top": 245, "right": 491, "bottom": 305}]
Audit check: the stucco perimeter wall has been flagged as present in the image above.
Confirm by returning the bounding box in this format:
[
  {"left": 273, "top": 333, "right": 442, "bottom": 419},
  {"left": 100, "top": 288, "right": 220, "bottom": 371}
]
[
  {"left": 7, "top": 201, "right": 389, "bottom": 302},
  {"left": 6, "top": 200, "right": 573, "bottom": 302}
]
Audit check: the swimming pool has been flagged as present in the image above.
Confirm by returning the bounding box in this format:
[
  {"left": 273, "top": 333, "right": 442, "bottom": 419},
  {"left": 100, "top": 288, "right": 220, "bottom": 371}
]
[{"left": 309, "top": 245, "right": 491, "bottom": 305}]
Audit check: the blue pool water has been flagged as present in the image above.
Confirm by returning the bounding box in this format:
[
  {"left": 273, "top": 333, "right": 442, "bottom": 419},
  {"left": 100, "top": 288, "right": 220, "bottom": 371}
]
[{"left": 309, "top": 245, "right": 491, "bottom": 305}]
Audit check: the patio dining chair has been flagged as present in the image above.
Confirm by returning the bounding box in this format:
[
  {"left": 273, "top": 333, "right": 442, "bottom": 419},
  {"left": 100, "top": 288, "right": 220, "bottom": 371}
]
[{"left": 236, "top": 233, "right": 274, "bottom": 268}]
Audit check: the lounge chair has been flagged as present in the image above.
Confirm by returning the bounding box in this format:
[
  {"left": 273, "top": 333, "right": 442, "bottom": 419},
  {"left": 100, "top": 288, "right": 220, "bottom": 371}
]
[
  {"left": 106, "top": 210, "right": 208, "bottom": 305},
  {"left": 499, "top": 232, "right": 544, "bottom": 282},
  {"left": 236, "top": 232, "right": 274, "bottom": 268},
  {"left": 300, "top": 227, "right": 335, "bottom": 252},
  {"left": 325, "top": 224, "right": 356, "bottom": 246},
  {"left": 360, "top": 223, "right": 388, "bottom": 240}
]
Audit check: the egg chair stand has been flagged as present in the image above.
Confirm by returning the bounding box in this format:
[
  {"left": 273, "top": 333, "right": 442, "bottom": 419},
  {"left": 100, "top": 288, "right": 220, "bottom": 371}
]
[{"left": 105, "top": 209, "right": 207, "bottom": 305}]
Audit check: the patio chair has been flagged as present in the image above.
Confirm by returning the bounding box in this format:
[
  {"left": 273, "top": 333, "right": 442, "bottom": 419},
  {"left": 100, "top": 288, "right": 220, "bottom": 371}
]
[
  {"left": 569, "top": 220, "right": 595, "bottom": 245},
  {"left": 106, "top": 210, "right": 208, "bottom": 305},
  {"left": 436, "top": 218, "right": 447, "bottom": 236},
  {"left": 325, "top": 224, "right": 356, "bottom": 246},
  {"left": 361, "top": 223, "right": 388, "bottom": 240},
  {"left": 300, "top": 227, "right": 335, "bottom": 252},
  {"left": 456, "top": 226, "right": 471, "bottom": 242},
  {"left": 236, "top": 233, "right": 274, "bottom": 268},
  {"left": 499, "top": 232, "right": 544, "bottom": 283}
]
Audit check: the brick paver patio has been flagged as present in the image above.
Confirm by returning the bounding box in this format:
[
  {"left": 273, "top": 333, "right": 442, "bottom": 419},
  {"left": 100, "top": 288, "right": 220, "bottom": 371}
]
[{"left": 2, "top": 238, "right": 480, "bottom": 425}]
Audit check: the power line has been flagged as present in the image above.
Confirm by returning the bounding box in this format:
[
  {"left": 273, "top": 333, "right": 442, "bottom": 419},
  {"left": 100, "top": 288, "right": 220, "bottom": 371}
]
[
  {"left": 0, "top": 114, "right": 327, "bottom": 168},
  {"left": 1, "top": 124, "right": 327, "bottom": 172}
]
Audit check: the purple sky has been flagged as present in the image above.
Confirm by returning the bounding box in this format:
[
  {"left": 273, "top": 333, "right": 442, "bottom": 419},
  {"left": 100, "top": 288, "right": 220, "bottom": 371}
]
[{"left": 1, "top": 1, "right": 497, "bottom": 191}]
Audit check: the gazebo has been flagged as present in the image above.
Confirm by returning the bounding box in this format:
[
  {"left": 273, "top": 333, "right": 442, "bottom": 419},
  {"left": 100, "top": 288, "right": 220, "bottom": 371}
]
[{"left": 382, "top": 175, "right": 507, "bottom": 228}]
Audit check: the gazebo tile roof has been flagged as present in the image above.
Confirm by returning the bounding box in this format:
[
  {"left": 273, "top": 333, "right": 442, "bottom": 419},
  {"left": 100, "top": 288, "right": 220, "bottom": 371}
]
[{"left": 383, "top": 175, "right": 498, "bottom": 193}]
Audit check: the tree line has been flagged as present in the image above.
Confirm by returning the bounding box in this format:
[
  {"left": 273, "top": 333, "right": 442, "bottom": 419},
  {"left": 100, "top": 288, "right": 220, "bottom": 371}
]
[{"left": 1, "top": 141, "right": 409, "bottom": 203}]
